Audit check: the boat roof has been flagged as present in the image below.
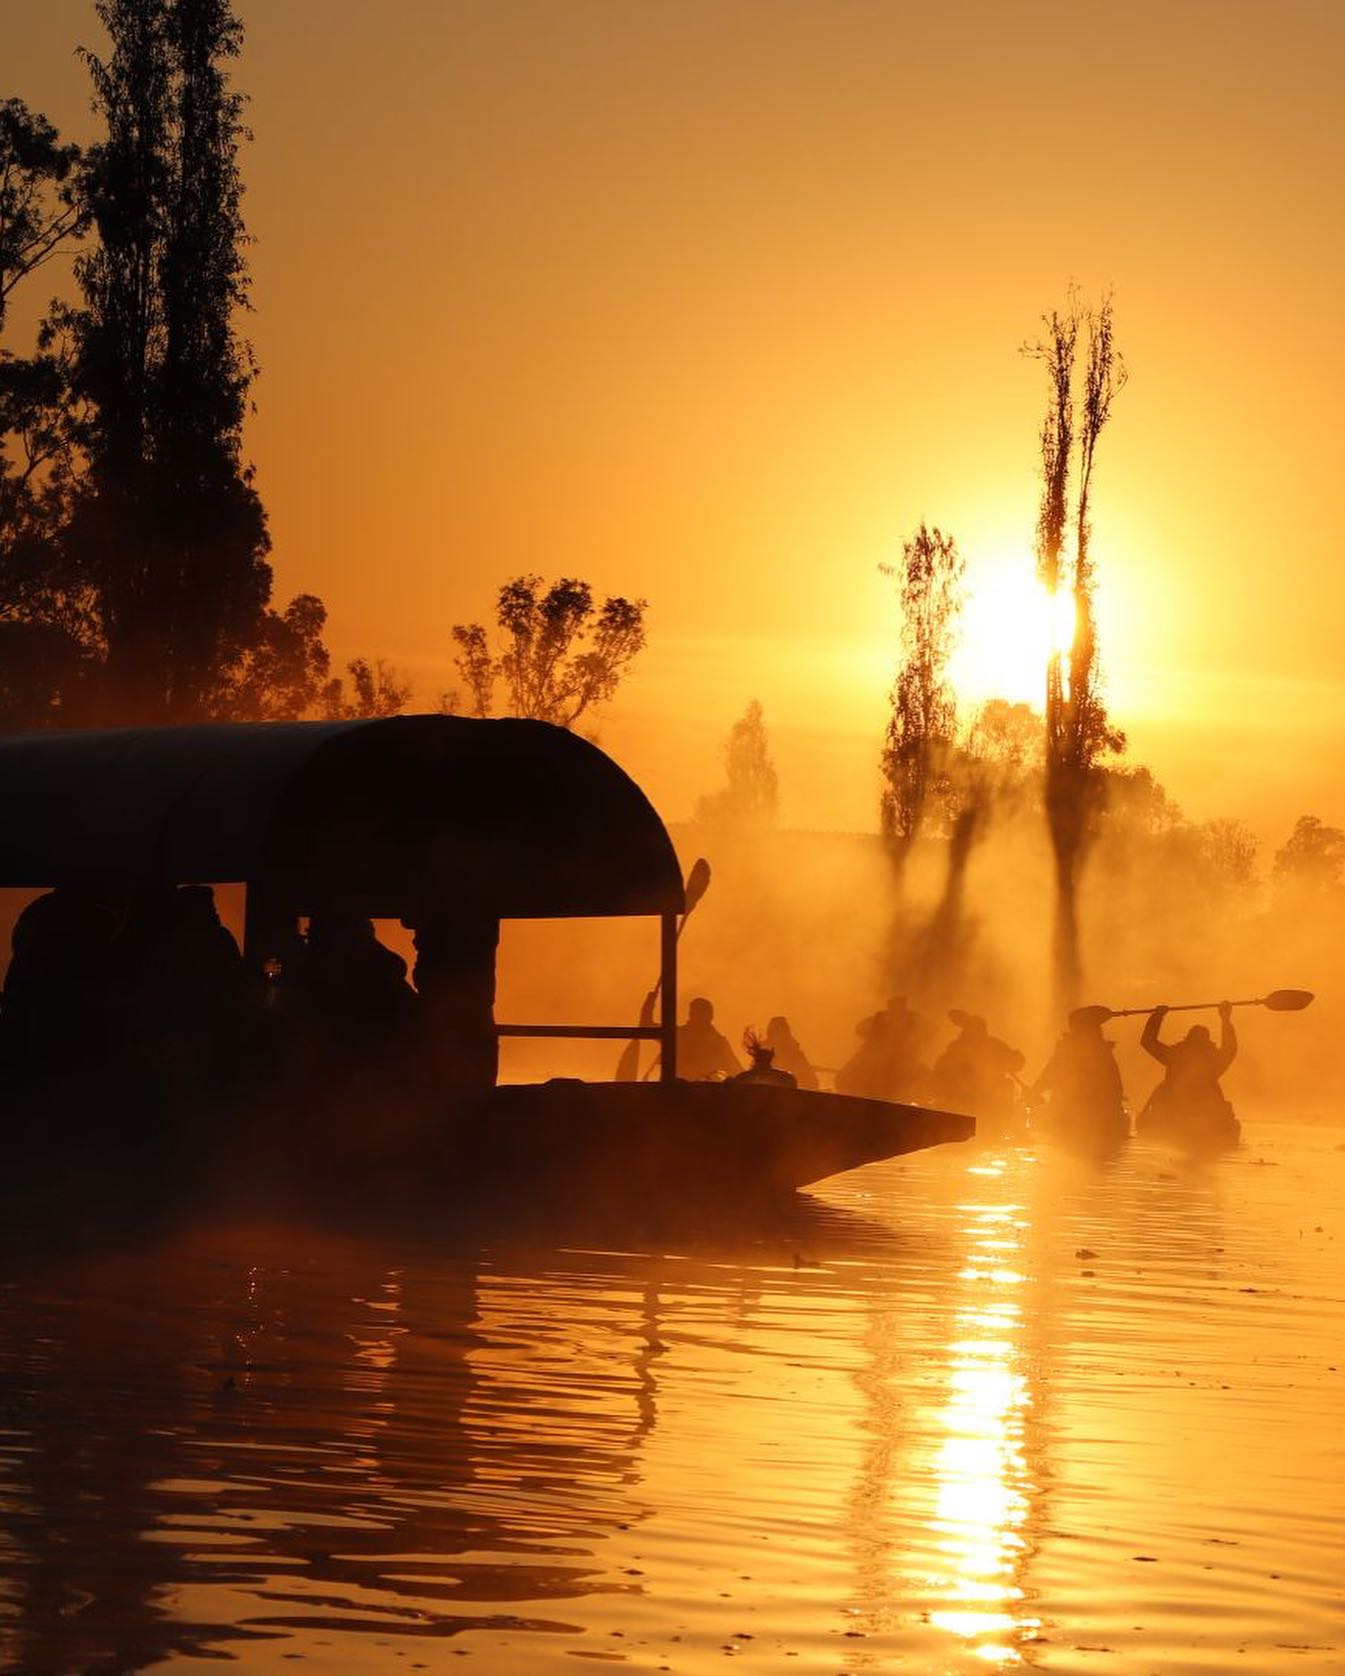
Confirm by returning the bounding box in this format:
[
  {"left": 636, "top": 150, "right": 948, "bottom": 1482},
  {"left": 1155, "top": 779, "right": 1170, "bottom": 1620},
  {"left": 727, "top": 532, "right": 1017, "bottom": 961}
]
[{"left": 0, "top": 715, "right": 685, "bottom": 918}]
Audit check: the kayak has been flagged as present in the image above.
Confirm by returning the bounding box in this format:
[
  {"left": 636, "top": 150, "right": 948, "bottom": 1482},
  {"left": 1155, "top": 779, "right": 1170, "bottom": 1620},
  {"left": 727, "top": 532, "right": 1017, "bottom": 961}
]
[
  {"left": 1136, "top": 1088, "right": 1240, "bottom": 1151},
  {"left": 1029, "top": 1097, "right": 1131, "bottom": 1153}
]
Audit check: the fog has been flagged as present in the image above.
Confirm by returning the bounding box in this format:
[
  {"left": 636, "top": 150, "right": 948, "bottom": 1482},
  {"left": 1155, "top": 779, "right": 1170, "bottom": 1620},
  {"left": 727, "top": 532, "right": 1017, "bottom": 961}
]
[
  {"left": 0, "top": 783, "right": 1337, "bottom": 1119},
  {"left": 485, "top": 798, "right": 1341, "bottom": 1118}
]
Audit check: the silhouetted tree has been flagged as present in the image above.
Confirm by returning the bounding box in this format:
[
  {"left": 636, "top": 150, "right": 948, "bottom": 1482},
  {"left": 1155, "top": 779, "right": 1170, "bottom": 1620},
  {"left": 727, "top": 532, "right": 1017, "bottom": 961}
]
[
  {"left": 1273, "top": 815, "right": 1345, "bottom": 893},
  {"left": 214, "top": 591, "right": 330, "bottom": 720},
  {"left": 1025, "top": 292, "right": 1126, "bottom": 1007},
  {"left": 452, "top": 575, "right": 647, "bottom": 729},
  {"left": 879, "top": 523, "right": 964, "bottom": 870},
  {"left": 62, "top": 0, "right": 314, "bottom": 723},
  {"left": 0, "top": 101, "right": 96, "bottom": 726},
  {"left": 0, "top": 100, "right": 85, "bottom": 330},
  {"left": 1100, "top": 763, "right": 1183, "bottom": 838},
  {"left": 1198, "top": 817, "right": 1257, "bottom": 893},
  {"left": 695, "top": 699, "right": 779, "bottom": 828},
  {"left": 320, "top": 655, "right": 414, "bottom": 721}
]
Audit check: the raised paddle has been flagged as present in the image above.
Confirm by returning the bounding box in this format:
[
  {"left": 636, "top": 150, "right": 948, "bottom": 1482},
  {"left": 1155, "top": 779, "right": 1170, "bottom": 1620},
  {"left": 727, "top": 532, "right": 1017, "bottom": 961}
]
[
  {"left": 1100, "top": 988, "right": 1314, "bottom": 1021},
  {"left": 613, "top": 857, "right": 712, "bottom": 1081}
]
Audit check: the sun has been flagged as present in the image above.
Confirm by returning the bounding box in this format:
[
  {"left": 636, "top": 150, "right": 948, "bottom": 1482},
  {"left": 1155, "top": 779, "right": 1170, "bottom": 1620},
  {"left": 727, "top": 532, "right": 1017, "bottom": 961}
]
[{"left": 948, "top": 560, "right": 1076, "bottom": 708}]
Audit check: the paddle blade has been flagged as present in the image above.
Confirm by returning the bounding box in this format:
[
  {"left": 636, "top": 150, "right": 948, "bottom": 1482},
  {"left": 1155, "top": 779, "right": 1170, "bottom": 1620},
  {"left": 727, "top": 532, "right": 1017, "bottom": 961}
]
[
  {"left": 684, "top": 856, "right": 711, "bottom": 915},
  {"left": 1261, "top": 988, "right": 1315, "bottom": 1012},
  {"left": 614, "top": 1038, "right": 642, "bottom": 1082},
  {"left": 1070, "top": 1004, "right": 1115, "bottom": 1029}
]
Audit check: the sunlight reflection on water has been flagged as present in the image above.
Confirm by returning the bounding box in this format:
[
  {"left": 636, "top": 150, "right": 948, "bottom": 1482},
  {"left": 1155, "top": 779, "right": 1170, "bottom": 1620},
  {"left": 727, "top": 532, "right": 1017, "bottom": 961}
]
[
  {"left": 926, "top": 1192, "right": 1036, "bottom": 1665},
  {"left": 0, "top": 1121, "right": 1343, "bottom": 1674}
]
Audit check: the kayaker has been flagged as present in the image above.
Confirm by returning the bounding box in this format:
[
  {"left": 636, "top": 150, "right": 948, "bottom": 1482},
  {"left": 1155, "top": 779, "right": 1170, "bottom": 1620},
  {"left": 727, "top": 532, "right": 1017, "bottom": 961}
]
[
  {"left": 930, "top": 1010, "right": 1024, "bottom": 1122},
  {"left": 676, "top": 996, "right": 742, "bottom": 1081},
  {"left": 1137, "top": 1002, "right": 1238, "bottom": 1142},
  {"left": 1029, "top": 1005, "right": 1127, "bottom": 1140},
  {"left": 836, "top": 995, "right": 932, "bottom": 1103}
]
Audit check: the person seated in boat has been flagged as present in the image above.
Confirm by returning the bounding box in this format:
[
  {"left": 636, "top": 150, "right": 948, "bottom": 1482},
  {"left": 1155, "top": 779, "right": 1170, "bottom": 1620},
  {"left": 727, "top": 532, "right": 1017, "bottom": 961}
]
[
  {"left": 0, "top": 886, "right": 122, "bottom": 1086},
  {"left": 1137, "top": 1002, "right": 1238, "bottom": 1142},
  {"left": 677, "top": 996, "right": 742, "bottom": 1081},
  {"left": 765, "top": 1015, "right": 818, "bottom": 1090},
  {"left": 930, "top": 1010, "right": 1024, "bottom": 1122},
  {"left": 400, "top": 906, "right": 500, "bottom": 1093},
  {"left": 1029, "top": 1005, "right": 1127, "bottom": 1138},
  {"left": 296, "top": 908, "right": 416, "bottom": 1065},
  {"left": 836, "top": 995, "right": 932, "bottom": 1103},
  {"left": 114, "top": 885, "right": 248, "bottom": 1088},
  {"left": 732, "top": 1030, "right": 798, "bottom": 1088}
]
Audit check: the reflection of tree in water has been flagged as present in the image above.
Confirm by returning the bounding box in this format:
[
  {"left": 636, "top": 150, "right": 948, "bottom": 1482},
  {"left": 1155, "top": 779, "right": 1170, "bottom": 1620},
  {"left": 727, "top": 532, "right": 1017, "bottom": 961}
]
[{"left": 0, "top": 1222, "right": 671, "bottom": 1669}]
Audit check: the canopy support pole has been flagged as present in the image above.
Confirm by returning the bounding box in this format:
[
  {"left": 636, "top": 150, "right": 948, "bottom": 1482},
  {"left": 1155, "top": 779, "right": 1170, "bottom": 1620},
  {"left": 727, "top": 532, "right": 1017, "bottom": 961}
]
[{"left": 659, "top": 910, "right": 678, "bottom": 1082}]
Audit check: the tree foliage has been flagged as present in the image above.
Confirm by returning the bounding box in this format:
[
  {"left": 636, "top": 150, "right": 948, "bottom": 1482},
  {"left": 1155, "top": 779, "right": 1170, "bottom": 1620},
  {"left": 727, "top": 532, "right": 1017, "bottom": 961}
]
[
  {"left": 879, "top": 523, "right": 964, "bottom": 859},
  {"left": 320, "top": 655, "right": 414, "bottom": 722},
  {"left": 452, "top": 575, "right": 647, "bottom": 729},
  {"left": 695, "top": 699, "right": 779, "bottom": 828},
  {"left": 65, "top": 0, "right": 279, "bottom": 722},
  {"left": 1024, "top": 290, "right": 1127, "bottom": 1003},
  {"left": 0, "top": 101, "right": 94, "bottom": 725},
  {"left": 1273, "top": 814, "right": 1345, "bottom": 893},
  {"left": 0, "top": 99, "right": 84, "bottom": 329},
  {"left": 0, "top": 11, "right": 416, "bottom": 731}
]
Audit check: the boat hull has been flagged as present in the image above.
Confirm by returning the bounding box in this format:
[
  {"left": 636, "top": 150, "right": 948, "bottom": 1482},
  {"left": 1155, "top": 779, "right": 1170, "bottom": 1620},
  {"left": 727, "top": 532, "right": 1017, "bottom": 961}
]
[
  {"left": 1, "top": 1075, "right": 976, "bottom": 1227},
  {"left": 408, "top": 1079, "right": 977, "bottom": 1199}
]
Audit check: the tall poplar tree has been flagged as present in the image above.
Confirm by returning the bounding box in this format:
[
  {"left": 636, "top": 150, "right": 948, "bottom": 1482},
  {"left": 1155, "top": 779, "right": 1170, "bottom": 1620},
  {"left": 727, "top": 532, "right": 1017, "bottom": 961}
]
[
  {"left": 1025, "top": 292, "right": 1126, "bottom": 1008},
  {"left": 71, "top": 0, "right": 272, "bottom": 722},
  {"left": 879, "top": 523, "right": 965, "bottom": 872}
]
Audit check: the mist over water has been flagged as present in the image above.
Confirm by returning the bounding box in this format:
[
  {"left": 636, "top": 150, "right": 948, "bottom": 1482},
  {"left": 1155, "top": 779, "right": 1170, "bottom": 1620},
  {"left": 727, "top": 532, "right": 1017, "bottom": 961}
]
[
  {"left": 1, "top": 1122, "right": 1341, "bottom": 1674},
  {"left": 471, "top": 805, "right": 1340, "bottom": 1117}
]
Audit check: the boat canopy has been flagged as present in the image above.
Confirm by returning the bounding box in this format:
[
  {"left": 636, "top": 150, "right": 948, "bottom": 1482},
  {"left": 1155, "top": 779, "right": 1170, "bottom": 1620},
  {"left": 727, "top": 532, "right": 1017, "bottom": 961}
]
[{"left": 0, "top": 715, "right": 686, "bottom": 920}]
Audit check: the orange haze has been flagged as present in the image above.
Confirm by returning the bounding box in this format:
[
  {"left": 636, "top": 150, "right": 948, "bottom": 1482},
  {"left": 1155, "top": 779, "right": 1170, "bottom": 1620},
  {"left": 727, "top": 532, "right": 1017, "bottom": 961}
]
[{"left": 9, "top": 0, "right": 1345, "bottom": 840}]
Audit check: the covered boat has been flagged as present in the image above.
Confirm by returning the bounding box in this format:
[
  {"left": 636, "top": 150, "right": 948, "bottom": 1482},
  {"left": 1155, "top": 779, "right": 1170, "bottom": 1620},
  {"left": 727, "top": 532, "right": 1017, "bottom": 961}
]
[{"left": 0, "top": 715, "right": 973, "bottom": 1195}]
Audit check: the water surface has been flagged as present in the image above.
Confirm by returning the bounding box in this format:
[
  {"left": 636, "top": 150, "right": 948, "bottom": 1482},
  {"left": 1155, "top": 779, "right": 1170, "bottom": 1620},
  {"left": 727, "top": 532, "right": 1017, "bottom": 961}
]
[{"left": 1, "top": 1121, "right": 1342, "bottom": 1673}]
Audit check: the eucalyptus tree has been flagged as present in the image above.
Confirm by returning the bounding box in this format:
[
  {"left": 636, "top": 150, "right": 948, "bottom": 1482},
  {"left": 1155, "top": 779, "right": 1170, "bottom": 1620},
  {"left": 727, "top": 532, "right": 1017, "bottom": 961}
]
[
  {"left": 0, "top": 99, "right": 92, "bottom": 725},
  {"left": 452, "top": 575, "right": 648, "bottom": 731}
]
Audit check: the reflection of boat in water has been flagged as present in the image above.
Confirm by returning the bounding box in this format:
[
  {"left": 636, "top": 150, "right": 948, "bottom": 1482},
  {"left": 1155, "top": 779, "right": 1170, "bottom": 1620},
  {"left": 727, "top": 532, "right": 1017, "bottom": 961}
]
[{"left": 0, "top": 717, "right": 974, "bottom": 1206}]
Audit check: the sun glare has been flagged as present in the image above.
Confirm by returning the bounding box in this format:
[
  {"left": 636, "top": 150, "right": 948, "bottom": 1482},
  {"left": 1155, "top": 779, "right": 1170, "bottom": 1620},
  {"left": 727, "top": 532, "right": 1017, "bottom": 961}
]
[{"left": 949, "top": 562, "right": 1075, "bottom": 709}]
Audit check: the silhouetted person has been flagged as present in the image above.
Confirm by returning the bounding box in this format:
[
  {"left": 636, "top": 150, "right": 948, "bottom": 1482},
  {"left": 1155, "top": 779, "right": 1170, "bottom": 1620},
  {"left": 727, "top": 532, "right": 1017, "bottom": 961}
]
[
  {"left": 114, "top": 885, "right": 247, "bottom": 1091},
  {"left": 765, "top": 1015, "right": 818, "bottom": 1091},
  {"left": 152, "top": 886, "right": 244, "bottom": 1004},
  {"left": 676, "top": 997, "right": 741, "bottom": 1081},
  {"left": 401, "top": 908, "right": 500, "bottom": 1093},
  {"left": 299, "top": 908, "right": 415, "bottom": 1065},
  {"left": 836, "top": 995, "right": 932, "bottom": 1103},
  {"left": 931, "top": 1010, "right": 1024, "bottom": 1124},
  {"left": 1137, "top": 1002, "right": 1238, "bottom": 1144},
  {"left": 1030, "top": 1005, "right": 1127, "bottom": 1140},
  {"left": 732, "top": 1032, "right": 797, "bottom": 1089},
  {"left": 0, "top": 887, "right": 121, "bottom": 1085}
]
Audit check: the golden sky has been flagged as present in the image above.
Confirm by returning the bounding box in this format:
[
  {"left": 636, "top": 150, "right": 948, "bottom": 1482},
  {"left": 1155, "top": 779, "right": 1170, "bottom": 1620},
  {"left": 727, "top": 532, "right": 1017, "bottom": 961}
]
[{"left": 11, "top": 0, "right": 1345, "bottom": 839}]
